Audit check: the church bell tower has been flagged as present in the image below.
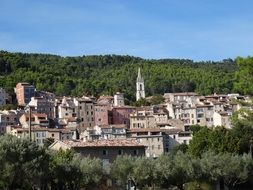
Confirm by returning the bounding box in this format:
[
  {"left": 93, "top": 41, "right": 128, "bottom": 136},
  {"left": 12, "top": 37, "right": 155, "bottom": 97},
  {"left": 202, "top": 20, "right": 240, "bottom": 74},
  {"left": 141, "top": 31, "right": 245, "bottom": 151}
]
[{"left": 136, "top": 68, "right": 145, "bottom": 101}]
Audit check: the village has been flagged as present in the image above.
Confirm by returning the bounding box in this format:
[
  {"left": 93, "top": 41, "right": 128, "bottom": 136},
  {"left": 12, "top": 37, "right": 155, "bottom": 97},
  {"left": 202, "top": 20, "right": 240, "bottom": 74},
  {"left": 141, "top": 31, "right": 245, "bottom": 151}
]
[{"left": 0, "top": 68, "right": 252, "bottom": 163}]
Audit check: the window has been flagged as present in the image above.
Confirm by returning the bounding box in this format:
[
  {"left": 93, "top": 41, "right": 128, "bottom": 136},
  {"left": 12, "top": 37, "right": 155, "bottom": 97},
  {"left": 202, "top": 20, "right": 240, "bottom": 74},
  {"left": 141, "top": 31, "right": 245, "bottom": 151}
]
[
  {"left": 158, "top": 145, "right": 160, "bottom": 150},
  {"left": 102, "top": 149, "right": 108, "bottom": 155},
  {"left": 152, "top": 145, "right": 154, "bottom": 150},
  {"left": 51, "top": 134, "right": 54, "bottom": 137},
  {"left": 197, "top": 113, "right": 204, "bottom": 118},
  {"left": 133, "top": 150, "right": 138, "bottom": 155},
  {"left": 183, "top": 140, "right": 187, "bottom": 144},
  {"left": 173, "top": 135, "right": 176, "bottom": 139},
  {"left": 118, "top": 149, "right": 123, "bottom": 155}
]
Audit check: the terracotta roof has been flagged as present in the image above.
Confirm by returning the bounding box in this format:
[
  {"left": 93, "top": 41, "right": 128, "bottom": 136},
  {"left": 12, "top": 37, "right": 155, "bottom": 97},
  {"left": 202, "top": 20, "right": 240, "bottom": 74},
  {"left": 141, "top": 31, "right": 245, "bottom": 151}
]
[
  {"left": 99, "top": 124, "right": 126, "bottom": 129},
  {"left": 61, "top": 139, "right": 145, "bottom": 147},
  {"left": 161, "top": 128, "right": 184, "bottom": 134},
  {"left": 128, "top": 128, "right": 162, "bottom": 133},
  {"left": 12, "top": 126, "right": 71, "bottom": 133}
]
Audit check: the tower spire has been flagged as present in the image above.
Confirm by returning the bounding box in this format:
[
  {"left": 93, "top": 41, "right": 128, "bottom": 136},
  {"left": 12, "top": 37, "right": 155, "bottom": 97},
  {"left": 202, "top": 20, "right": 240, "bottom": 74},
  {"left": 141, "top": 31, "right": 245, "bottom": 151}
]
[
  {"left": 138, "top": 67, "right": 141, "bottom": 78},
  {"left": 136, "top": 67, "right": 145, "bottom": 101}
]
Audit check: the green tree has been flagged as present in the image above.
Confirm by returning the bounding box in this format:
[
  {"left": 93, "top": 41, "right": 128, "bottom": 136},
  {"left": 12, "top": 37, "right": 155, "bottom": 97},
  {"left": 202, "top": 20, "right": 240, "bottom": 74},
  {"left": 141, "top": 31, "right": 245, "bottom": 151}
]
[
  {"left": 49, "top": 149, "right": 82, "bottom": 190},
  {"left": 0, "top": 135, "right": 50, "bottom": 189},
  {"left": 79, "top": 156, "right": 104, "bottom": 189},
  {"left": 234, "top": 56, "right": 253, "bottom": 95},
  {"left": 111, "top": 155, "right": 136, "bottom": 188},
  {"left": 132, "top": 157, "right": 156, "bottom": 189},
  {"left": 188, "top": 127, "right": 211, "bottom": 157},
  {"left": 149, "top": 94, "right": 165, "bottom": 105},
  {"left": 132, "top": 98, "right": 150, "bottom": 107},
  {"left": 200, "top": 151, "right": 253, "bottom": 189}
]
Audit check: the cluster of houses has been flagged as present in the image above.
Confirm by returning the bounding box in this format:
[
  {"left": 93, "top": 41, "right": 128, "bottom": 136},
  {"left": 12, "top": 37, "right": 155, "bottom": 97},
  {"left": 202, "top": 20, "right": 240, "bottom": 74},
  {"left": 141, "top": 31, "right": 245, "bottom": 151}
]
[{"left": 0, "top": 68, "right": 252, "bottom": 163}]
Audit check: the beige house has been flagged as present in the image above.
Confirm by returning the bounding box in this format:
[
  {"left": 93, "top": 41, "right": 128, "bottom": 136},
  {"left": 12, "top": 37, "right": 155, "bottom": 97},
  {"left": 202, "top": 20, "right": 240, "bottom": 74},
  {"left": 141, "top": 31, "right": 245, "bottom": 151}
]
[
  {"left": 0, "top": 110, "right": 19, "bottom": 134},
  {"left": 130, "top": 109, "right": 155, "bottom": 129},
  {"left": 50, "top": 139, "right": 146, "bottom": 163},
  {"left": 164, "top": 92, "right": 198, "bottom": 103},
  {"left": 57, "top": 96, "right": 95, "bottom": 131},
  {"left": 127, "top": 128, "right": 165, "bottom": 158},
  {"left": 163, "top": 129, "right": 192, "bottom": 152},
  {"left": 19, "top": 113, "right": 49, "bottom": 128},
  {"left": 130, "top": 106, "right": 169, "bottom": 129},
  {"left": 6, "top": 125, "right": 75, "bottom": 145},
  {"left": 196, "top": 105, "right": 214, "bottom": 127},
  {"left": 213, "top": 111, "right": 232, "bottom": 129}
]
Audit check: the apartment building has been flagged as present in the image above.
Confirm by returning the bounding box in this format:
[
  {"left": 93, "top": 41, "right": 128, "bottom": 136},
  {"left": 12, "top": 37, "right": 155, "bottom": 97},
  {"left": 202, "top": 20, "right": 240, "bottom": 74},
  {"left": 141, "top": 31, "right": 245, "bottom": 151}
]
[
  {"left": 28, "top": 97, "right": 54, "bottom": 119},
  {"left": 0, "top": 110, "right": 19, "bottom": 134},
  {"left": 15, "top": 82, "right": 35, "bottom": 106}
]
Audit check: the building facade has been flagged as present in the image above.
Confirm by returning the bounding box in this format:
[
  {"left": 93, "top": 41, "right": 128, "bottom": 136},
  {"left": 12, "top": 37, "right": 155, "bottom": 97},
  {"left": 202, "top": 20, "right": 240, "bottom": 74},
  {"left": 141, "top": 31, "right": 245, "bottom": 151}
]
[{"left": 15, "top": 82, "right": 35, "bottom": 106}]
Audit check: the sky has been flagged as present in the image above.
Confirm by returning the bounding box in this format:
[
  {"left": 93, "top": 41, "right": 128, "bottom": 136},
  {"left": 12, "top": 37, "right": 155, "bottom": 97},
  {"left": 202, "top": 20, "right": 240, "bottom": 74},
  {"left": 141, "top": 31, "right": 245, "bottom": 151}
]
[{"left": 0, "top": 0, "right": 253, "bottom": 61}]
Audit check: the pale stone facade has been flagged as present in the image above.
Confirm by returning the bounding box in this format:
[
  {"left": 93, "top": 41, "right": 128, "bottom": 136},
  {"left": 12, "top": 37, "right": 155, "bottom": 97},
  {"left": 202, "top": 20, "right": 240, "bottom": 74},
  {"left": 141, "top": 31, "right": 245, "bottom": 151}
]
[
  {"left": 114, "top": 92, "right": 125, "bottom": 107},
  {"left": 213, "top": 111, "right": 232, "bottom": 129},
  {"left": 136, "top": 68, "right": 145, "bottom": 101}
]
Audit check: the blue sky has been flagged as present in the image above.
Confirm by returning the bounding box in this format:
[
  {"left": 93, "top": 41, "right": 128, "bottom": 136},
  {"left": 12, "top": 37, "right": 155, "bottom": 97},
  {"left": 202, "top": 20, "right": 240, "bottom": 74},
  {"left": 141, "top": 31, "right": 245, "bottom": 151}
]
[{"left": 0, "top": 0, "right": 253, "bottom": 61}]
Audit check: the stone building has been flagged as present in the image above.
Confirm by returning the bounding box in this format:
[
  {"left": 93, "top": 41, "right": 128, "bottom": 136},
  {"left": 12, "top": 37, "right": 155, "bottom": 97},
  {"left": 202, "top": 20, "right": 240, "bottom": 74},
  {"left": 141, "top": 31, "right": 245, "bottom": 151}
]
[{"left": 50, "top": 139, "right": 146, "bottom": 163}]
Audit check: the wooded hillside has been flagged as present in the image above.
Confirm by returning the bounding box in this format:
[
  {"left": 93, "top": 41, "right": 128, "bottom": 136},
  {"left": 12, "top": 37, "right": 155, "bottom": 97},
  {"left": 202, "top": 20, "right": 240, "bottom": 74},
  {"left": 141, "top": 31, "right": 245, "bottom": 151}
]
[{"left": 0, "top": 51, "right": 236, "bottom": 102}]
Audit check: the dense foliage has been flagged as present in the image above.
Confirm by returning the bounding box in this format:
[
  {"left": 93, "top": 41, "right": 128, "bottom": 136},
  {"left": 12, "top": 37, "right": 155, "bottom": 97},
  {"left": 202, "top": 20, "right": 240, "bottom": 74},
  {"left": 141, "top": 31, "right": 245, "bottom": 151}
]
[
  {"left": 234, "top": 56, "right": 253, "bottom": 95},
  {"left": 0, "top": 51, "right": 236, "bottom": 102},
  {"left": 0, "top": 135, "right": 252, "bottom": 190}
]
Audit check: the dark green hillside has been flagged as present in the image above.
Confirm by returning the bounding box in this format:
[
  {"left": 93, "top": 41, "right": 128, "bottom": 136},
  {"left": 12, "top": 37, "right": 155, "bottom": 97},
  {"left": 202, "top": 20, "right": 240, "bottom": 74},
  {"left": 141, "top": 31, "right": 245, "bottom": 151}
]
[{"left": 0, "top": 50, "right": 236, "bottom": 101}]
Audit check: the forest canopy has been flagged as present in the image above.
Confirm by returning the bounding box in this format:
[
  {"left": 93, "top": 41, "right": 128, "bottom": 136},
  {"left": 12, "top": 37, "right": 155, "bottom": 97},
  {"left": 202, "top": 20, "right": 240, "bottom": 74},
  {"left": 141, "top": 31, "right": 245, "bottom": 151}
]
[{"left": 0, "top": 51, "right": 238, "bottom": 102}]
